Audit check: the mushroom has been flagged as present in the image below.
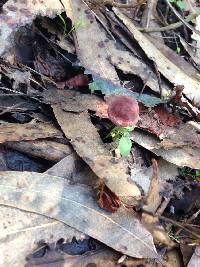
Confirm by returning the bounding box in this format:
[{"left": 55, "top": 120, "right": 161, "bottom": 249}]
[{"left": 106, "top": 95, "right": 139, "bottom": 127}]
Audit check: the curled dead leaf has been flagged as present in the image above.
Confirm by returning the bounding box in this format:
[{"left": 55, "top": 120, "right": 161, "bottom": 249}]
[{"left": 97, "top": 182, "right": 121, "bottom": 213}]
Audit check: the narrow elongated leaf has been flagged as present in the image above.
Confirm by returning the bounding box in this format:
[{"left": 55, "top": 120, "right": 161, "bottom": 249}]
[
  {"left": 0, "top": 171, "right": 158, "bottom": 259},
  {"left": 89, "top": 78, "right": 165, "bottom": 107}
]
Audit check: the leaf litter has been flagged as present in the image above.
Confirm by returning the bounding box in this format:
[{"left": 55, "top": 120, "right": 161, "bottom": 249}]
[{"left": 0, "top": 0, "right": 200, "bottom": 266}]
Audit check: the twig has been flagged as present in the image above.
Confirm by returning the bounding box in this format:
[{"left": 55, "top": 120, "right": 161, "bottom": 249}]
[
  {"left": 0, "top": 102, "right": 26, "bottom": 116},
  {"left": 155, "top": 197, "right": 171, "bottom": 216},
  {"left": 103, "top": 0, "right": 144, "bottom": 8},
  {"left": 0, "top": 87, "right": 41, "bottom": 102},
  {"left": 164, "top": 0, "right": 200, "bottom": 36},
  {"left": 139, "top": 72, "right": 151, "bottom": 96},
  {"left": 138, "top": 11, "right": 200, "bottom": 32},
  {"left": 153, "top": 62, "right": 163, "bottom": 99},
  {"left": 175, "top": 209, "right": 200, "bottom": 236},
  {"left": 143, "top": 210, "right": 200, "bottom": 239},
  {"left": 159, "top": 215, "right": 200, "bottom": 240},
  {"left": 144, "top": 0, "right": 156, "bottom": 28}
]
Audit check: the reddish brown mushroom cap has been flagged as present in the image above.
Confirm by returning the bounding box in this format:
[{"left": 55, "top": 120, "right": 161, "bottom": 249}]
[{"left": 106, "top": 95, "right": 139, "bottom": 127}]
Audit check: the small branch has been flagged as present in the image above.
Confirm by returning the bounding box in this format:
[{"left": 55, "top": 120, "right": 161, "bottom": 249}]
[
  {"left": 164, "top": 0, "right": 200, "bottom": 36},
  {"left": 143, "top": 210, "right": 200, "bottom": 240},
  {"left": 153, "top": 62, "right": 163, "bottom": 99},
  {"left": 138, "top": 12, "right": 200, "bottom": 32},
  {"left": 103, "top": 0, "right": 145, "bottom": 8},
  {"left": 159, "top": 215, "right": 200, "bottom": 240}
]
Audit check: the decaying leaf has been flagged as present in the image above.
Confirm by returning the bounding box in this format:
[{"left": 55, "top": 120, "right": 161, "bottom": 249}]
[
  {"left": 53, "top": 105, "right": 141, "bottom": 200},
  {"left": 131, "top": 158, "right": 178, "bottom": 194},
  {"left": 114, "top": 8, "right": 200, "bottom": 107},
  {"left": 65, "top": 0, "right": 119, "bottom": 83},
  {"left": 45, "top": 153, "right": 98, "bottom": 187},
  {"left": 26, "top": 246, "right": 151, "bottom": 267},
  {"left": 0, "top": 121, "right": 62, "bottom": 143},
  {"left": 160, "top": 122, "right": 200, "bottom": 149},
  {"left": 132, "top": 129, "right": 200, "bottom": 169},
  {"left": 0, "top": 0, "right": 64, "bottom": 57},
  {"left": 108, "top": 43, "right": 172, "bottom": 97},
  {"left": 57, "top": 74, "right": 89, "bottom": 89},
  {"left": 191, "top": 15, "right": 200, "bottom": 66},
  {"left": 0, "top": 171, "right": 158, "bottom": 259},
  {"left": 138, "top": 105, "right": 182, "bottom": 138},
  {"left": 187, "top": 246, "right": 200, "bottom": 267},
  {"left": 39, "top": 88, "right": 107, "bottom": 115},
  {"left": 97, "top": 182, "right": 122, "bottom": 212},
  {"left": 0, "top": 205, "right": 85, "bottom": 267},
  {"left": 0, "top": 66, "right": 31, "bottom": 90},
  {"left": 6, "top": 140, "right": 73, "bottom": 162},
  {"left": 143, "top": 159, "right": 161, "bottom": 213},
  {"left": 141, "top": 213, "right": 175, "bottom": 247}
]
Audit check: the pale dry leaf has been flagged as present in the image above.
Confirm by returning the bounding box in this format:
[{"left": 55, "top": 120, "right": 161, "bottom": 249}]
[
  {"left": 114, "top": 8, "right": 200, "bottom": 107},
  {"left": 108, "top": 42, "right": 171, "bottom": 97},
  {"left": 1, "top": 67, "right": 31, "bottom": 90},
  {"left": 95, "top": 23, "right": 171, "bottom": 96},
  {"left": 38, "top": 88, "right": 107, "bottom": 114},
  {"left": 141, "top": 213, "right": 175, "bottom": 247},
  {"left": 147, "top": 35, "right": 198, "bottom": 78},
  {"left": 53, "top": 105, "right": 141, "bottom": 199},
  {"left": 131, "top": 158, "right": 178, "bottom": 194},
  {"left": 187, "top": 246, "right": 200, "bottom": 267},
  {"left": 160, "top": 122, "right": 200, "bottom": 149},
  {"left": 0, "top": 171, "right": 158, "bottom": 259},
  {"left": 132, "top": 129, "right": 200, "bottom": 169},
  {"left": 0, "top": 121, "right": 62, "bottom": 143},
  {"left": 64, "top": 0, "right": 119, "bottom": 84},
  {"left": 45, "top": 153, "right": 98, "bottom": 187},
  {"left": 138, "top": 107, "right": 200, "bottom": 148},
  {"left": 6, "top": 140, "right": 73, "bottom": 162},
  {"left": 191, "top": 15, "right": 200, "bottom": 65},
  {"left": 0, "top": 205, "right": 85, "bottom": 267},
  {"left": 143, "top": 159, "right": 161, "bottom": 213},
  {"left": 26, "top": 247, "right": 151, "bottom": 267},
  {"left": 0, "top": 0, "right": 64, "bottom": 57}
]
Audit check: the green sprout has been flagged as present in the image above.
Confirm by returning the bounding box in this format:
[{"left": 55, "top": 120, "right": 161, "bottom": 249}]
[
  {"left": 168, "top": 229, "right": 180, "bottom": 243},
  {"left": 106, "top": 126, "right": 135, "bottom": 157},
  {"left": 169, "top": 0, "right": 186, "bottom": 10},
  {"left": 179, "top": 167, "right": 200, "bottom": 181},
  {"left": 176, "top": 47, "right": 181, "bottom": 54},
  {"left": 58, "top": 13, "right": 85, "bottom": 39}
]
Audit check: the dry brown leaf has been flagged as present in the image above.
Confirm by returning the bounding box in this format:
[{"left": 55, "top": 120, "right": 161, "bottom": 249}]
[
  {"left": 97, "top": 182, "right": 122, "bottom": 212},
  {"left": 138, "top": 106, "right": 200, "bottom": 149},
  {"left": 191, "top": 15, "right": 200, "bottom": 66},
  {"left": 132, "top": 129, "right": 200, "bottom": 169},
  {"left": 106, "top": 39, "right": 171, "bottom": 97},
  {"left": 0, "top": 121, "right": 62, "bottom": 143},
  {"left": 6, "top": 140, "right": 72, "bottom": 162},
  {"left": 114, "top": 8, "right": 200, "bottom": 107},
  {"left": 160, "top": 122, "right": 200, "bottom": 149},
  {"left": 0, "top": 171, "right": 158, "bottom": 259},
  {"left": 26, "top": 247, "right": 151, "bottom": 267},
  {"left": 0, "top": 0, "right": 64, "bottom": 57},
  {"left": 187, "top": 246, "right": 200, "bottom": 267},
  {"left": 131, "top": 158, "right": 178, "bottom": 195},
  {"left": 45, "top": 153, "right": 98, "bottom": 187},
  {"left": 0, "top": 206, "right": 85, "bottom": 267},
  {"left": 143, "top": 159, "right": 161, "bottom": 213},
  {"left": 53, "top": 105, "right": 141, "bottom": 199},
  {"left": 138, "top": 106, "right": 182, "bottom": 138},
  {"left": 64, "top": 0, "right": 119, "bottom": 83},
  {"left": 158, "top": 249, "right": 182, "bottom": 267},
  {"left": 141, "top": 213, "right": 175, "bottom": 247}
]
